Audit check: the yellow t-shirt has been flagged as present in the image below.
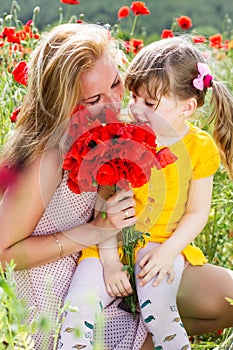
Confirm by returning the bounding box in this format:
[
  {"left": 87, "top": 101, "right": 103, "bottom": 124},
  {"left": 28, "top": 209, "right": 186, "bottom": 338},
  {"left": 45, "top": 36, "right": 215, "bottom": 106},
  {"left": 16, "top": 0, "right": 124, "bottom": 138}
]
[{"left": 80, "top": 124, "right": 220, "bottom": 265}]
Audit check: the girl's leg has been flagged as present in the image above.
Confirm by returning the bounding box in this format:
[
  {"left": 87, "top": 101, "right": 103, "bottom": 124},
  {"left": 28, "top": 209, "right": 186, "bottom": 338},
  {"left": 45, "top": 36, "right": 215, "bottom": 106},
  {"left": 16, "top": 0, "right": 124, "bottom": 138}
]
[
  {"left": 177, "top": 263, "right": 233, "bottom": 335},
  {"left": 135, "top": 242, "right": 191, "bottom": 350},
  {"left": 58, "top": 258, "right": 114, "bottom": 350}
]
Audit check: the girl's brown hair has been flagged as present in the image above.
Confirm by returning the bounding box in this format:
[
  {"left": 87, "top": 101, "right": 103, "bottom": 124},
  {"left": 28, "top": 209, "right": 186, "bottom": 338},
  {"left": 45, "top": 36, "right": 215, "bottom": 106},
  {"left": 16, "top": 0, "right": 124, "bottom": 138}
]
[{"left": 125, "top": 37, "right": 233, "bottom": 178}]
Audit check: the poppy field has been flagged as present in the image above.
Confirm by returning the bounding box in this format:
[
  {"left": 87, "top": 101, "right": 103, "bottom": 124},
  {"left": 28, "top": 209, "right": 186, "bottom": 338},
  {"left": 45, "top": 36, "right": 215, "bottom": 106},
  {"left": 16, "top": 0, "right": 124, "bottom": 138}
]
[{"left": 0, "top": 1, "right": 233, "bottom": 349}]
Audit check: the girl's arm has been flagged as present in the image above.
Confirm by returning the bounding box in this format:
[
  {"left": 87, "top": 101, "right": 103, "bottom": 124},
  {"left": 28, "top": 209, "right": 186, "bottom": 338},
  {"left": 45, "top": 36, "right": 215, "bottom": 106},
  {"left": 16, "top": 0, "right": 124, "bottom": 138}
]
[
  {"left": 97, "top": 185, "right": 134, "bottom": 297},
  {"left": 99, "top": 237, "right": 133, "bottom": 297},
  {"left": 137, "top": 176, "right": 213, "bottom": 285},
  {"left": 0, "top": 150, "right": 136, "bottom": 270}
]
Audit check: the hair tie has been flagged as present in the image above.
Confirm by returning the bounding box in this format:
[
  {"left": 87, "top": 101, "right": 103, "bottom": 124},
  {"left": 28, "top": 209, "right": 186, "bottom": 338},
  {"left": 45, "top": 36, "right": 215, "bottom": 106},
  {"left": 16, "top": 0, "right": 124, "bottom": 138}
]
[{"left": 193, "top": 62, "right": 213, "bottom": 90}]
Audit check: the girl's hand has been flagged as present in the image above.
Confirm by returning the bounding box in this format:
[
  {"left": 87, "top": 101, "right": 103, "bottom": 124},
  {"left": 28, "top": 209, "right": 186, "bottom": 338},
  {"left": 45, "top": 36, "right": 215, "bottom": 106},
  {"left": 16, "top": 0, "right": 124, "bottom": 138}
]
[
  {"left": 137, "top": 246, "right": 175, "bottom": 286},
  {"left": 103, "top": 260, "right": 133, "bottom": 297}
]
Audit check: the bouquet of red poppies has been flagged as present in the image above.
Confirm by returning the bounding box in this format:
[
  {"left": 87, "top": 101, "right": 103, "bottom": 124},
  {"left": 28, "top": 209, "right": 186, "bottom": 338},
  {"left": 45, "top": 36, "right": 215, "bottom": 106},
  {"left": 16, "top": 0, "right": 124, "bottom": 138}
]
[
  {"left": 63, "top": 120, "right": 176, "bottom": 193},
  {"left": 63, "top": 109, "right": 177, "bottom": 316}
]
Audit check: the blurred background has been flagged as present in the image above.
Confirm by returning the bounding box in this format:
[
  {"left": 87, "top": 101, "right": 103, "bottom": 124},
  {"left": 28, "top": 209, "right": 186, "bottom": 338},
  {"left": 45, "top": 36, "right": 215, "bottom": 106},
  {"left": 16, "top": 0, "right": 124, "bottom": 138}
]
[{"left": 0, "top": 0, "right": 233, "bottom": 41}]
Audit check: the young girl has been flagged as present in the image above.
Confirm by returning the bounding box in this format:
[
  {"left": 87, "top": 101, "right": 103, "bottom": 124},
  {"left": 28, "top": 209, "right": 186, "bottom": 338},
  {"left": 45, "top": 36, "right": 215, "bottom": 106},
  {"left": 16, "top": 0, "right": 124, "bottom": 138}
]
[
  {"left": 123, "top": 36, "right": 233, "bottom": 348},
  {"left": 59, "top": 36, "right": 233, "bottom": 350}
]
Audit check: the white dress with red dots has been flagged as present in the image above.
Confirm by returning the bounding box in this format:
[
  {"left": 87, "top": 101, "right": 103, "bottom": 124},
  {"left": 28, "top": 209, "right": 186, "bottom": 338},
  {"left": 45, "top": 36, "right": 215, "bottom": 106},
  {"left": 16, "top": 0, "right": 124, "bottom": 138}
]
[{"left": 14, "top": 171, "right": 147, "bottom": 350}]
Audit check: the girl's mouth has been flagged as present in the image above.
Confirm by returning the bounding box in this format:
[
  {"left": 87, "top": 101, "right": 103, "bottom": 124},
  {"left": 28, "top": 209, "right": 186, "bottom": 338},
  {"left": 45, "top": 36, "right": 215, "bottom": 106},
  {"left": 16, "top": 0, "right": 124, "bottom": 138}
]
[{"left": 134, "top": 118, "right": 149, "bottom": 126}]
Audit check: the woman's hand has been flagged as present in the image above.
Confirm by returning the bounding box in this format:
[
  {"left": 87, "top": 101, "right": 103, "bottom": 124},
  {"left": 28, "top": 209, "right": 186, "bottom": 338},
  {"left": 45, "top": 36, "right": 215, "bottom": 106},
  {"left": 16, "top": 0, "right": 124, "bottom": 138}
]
[{"left": 93, "top": 188, "right": 136, "bottom": 233}]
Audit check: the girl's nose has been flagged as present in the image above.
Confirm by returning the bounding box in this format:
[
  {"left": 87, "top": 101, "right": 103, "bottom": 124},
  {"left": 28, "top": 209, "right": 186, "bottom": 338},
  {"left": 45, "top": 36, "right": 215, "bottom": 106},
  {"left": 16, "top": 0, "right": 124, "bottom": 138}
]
[{"left": 130, "top": 101, "right": 144, "bottom": 115}]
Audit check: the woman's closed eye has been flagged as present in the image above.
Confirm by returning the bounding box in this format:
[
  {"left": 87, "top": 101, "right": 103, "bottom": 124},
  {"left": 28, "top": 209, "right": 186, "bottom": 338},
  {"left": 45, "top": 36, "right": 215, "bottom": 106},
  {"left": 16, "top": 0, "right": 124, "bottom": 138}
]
[
  {"left": 86, "top": 95, "right": 101, "bottom": 106},
  {"left": 111, "top": 78, "right": 121, "bottom": 89}
]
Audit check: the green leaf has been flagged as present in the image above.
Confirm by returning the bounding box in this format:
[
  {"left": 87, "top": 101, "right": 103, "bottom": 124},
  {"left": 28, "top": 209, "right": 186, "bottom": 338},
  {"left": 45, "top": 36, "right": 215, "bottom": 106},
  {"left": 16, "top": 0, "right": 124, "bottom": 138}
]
[{"left": 0, "top": 279, "right": 13, "bottom": 295}]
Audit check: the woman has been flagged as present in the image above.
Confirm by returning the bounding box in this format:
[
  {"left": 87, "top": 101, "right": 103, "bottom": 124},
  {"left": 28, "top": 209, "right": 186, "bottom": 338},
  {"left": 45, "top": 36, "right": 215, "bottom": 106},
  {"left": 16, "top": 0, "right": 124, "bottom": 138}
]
[{"left": 0, "top": 23, "right": 138, "bottom": 350}]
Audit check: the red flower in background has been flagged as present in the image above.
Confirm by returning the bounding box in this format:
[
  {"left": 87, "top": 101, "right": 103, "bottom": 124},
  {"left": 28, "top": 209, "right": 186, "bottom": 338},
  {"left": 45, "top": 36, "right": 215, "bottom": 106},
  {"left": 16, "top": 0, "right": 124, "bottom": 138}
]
[
  {"left": 130, "top": 2, "right": 150, "bottom": 16},
  {"left": 2, "top": 27, "right": 20, "bottom": 44},
  {"left": 10, "top": 106, "right": 20, "bottom": 123},
  {"left": 161, "top": 29, "right": 174, "bottom": 39},
  {"left": 12, "top": 61, "right": 28, "bottom": 86},
  {"left": 1, "top": 22, "right": 40, "bottom": 44},
  {"left": 118, "top": 6, "right": 130, "bottom": 19},
  {"left": 209, "top": 33, "right": 223, "bottom": 49},
  {"left": 124, "top": 38, "right": 144, "bottom": 54},
  {"left": 192, "top": 35, "right": 207, "bottom": 44},
  {"left": 176, "top": 16, "right": 192, "bottom": 30},
  {"left": 60, "top": 0, "right": 80, "bottom": 4}
]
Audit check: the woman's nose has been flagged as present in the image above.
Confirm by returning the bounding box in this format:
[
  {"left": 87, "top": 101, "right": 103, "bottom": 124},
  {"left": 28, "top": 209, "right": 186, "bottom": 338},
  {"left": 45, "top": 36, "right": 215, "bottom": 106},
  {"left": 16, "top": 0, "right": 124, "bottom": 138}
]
[{"left": 104, "top": 91, "right": 120, "bottom": 104}]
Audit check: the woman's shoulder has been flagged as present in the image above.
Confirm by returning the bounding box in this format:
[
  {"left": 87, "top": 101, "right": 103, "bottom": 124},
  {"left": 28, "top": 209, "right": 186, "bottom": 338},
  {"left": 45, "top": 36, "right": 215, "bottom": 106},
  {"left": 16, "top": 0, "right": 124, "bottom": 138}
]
[{"left": 19, "top": 148, "right": 63, "bottom": 206}]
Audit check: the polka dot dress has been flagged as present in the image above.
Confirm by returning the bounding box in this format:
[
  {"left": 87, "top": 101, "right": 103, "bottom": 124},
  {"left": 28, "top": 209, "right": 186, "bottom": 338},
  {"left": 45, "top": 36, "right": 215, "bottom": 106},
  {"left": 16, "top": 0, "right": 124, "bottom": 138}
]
[{"left": 14, "top": 172, "right": 147, "bottom": 349}]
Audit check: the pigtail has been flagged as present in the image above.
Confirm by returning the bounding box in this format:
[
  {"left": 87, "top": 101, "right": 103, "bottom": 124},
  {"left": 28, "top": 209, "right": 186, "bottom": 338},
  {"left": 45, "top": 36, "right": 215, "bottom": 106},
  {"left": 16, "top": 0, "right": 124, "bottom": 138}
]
[{"left": 210, "top": 80, "right": 233, "bottom": 179}]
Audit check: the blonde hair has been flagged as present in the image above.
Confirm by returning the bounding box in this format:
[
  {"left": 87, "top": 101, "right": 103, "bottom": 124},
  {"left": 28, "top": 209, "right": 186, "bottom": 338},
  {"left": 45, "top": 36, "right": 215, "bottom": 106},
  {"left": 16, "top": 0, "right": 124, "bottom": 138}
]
[
  {"left": 3, "top": 23, "right": 120, "bottom": 166},
  {"left": 125, "top": 37, "right": 233, "bottom": 178}
]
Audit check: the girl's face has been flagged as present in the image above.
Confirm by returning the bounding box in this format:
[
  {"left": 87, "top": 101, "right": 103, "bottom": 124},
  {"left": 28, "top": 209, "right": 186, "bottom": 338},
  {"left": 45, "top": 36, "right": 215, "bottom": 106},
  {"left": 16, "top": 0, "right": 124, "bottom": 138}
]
[
  {"left": 80, "top": 54, "right": 124, "bottom": 120},
  {"left": 129, "top": 86, "right": 187, "bottom": 137}
]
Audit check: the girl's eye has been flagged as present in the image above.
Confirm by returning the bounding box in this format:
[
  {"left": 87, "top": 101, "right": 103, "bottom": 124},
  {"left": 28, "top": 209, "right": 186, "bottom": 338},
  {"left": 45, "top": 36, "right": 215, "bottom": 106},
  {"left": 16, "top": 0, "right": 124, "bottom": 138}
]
[
  {"left": 131, "top": 94, "right": 136, "bottom": 100},
  {"left": 145, "top": 101, "right": 156, "bottom": 107}
]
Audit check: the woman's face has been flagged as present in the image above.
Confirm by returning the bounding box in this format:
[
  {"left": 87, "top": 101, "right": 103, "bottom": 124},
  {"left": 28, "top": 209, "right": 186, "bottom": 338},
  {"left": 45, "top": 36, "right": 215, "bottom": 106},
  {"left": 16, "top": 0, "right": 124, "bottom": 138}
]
[{"left": 80, "top": 54, "right": 124, "bottom": 120}]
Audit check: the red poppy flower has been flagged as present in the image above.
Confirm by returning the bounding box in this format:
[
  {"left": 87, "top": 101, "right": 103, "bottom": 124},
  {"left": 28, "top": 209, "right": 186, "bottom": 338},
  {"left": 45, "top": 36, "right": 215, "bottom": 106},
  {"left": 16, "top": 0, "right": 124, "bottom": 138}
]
[
  {"left": 10, "top": 106, "right": 20, "bottom": 123},
  {"left": 2, "top": 26, "right": 21, "bottom": 44},
  {"left": 176, "top": 16, "right": 192, "bottom": 30},
  {"left": 130, "top": 2, "right": 150, "bottom": 16},
  {"left": 161, "top": 29, "right": 174, "bottom": 39},
  {"left": 124, "top": 38, "right": 144, "bottom": 54},
  {"left": 131, "top": 38, "right": 144, "bottom": 53},
  {"left": 118, "top": 6, "right": 130, "bottom": 19},
  {"left": 192, "top": 35, "right": 207, "bottom": 44},
  {"left": 209, "top": 33, "right": 223, "bottom": 49},
  {"left": 156, "top": 147, "right": 178, "bottom": 169},
  {"left": 12, "top": 61, "right": 29, "bottom": 86},
  {"left": 60, "top": 0, "right": 80, "bottom": 4}
]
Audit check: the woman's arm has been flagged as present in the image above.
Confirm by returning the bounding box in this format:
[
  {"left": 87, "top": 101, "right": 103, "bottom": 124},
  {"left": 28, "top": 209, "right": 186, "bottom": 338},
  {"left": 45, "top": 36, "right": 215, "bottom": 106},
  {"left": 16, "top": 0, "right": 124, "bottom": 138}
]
[{"left": 0, "top": 150, "right": 136, "bottom": 270}]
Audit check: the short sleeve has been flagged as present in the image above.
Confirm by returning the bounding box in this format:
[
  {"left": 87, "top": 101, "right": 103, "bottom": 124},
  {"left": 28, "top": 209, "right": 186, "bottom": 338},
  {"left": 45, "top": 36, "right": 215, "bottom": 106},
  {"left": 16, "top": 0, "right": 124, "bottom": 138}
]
[{"left": 191, "top": 129, "right": 220, "bottom": 180}]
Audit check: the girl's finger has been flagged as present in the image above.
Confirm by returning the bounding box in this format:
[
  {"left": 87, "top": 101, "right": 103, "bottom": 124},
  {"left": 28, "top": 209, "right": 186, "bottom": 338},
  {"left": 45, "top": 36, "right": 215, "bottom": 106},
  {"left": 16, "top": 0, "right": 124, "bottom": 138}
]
[{"left": 153, "top": 269, "right": 167, "bottom": 286}]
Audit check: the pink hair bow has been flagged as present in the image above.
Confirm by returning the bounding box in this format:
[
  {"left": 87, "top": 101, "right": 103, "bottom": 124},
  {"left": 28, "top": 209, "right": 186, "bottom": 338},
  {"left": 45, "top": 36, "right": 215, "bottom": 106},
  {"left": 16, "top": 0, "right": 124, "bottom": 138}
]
[{"left": 193, "top": 62, "right": 213, "bottom": 90}]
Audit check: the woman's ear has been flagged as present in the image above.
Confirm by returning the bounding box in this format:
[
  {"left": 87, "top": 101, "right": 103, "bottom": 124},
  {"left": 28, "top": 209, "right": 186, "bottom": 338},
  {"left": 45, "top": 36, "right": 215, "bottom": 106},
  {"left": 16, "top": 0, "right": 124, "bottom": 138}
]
[{"left": 182, "top": 98, "right": 197, "bottom": 117}]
